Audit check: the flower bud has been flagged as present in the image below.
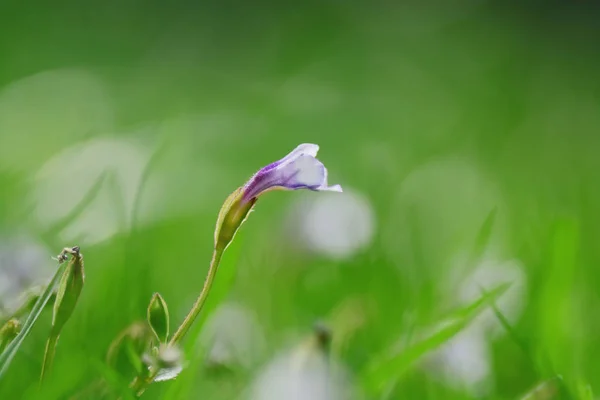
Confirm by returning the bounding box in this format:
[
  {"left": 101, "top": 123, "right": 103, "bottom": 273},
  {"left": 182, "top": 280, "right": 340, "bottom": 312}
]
[
  {"left": 51, "top": 246, "right": 85, "bottom": 335},
  {"left": 214, "top": 187, "right": 256, "bottom": 251},
  {"left": 0, "top": 319, "right": 21, "bottom": 352},
  {"left": 147, "top": 293, "right": 170, "bottom": 343}
]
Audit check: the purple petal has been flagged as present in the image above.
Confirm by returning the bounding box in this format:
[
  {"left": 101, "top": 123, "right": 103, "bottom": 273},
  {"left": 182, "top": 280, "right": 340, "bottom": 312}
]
[{"left": 242, "top": 144, "right": 342, "bottom": 202}]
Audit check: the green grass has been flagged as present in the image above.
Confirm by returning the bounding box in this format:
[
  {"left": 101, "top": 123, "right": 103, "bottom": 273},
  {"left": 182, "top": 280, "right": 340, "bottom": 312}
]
[{"left": 1, "top": 1, "right": 600, "bottom": 399}]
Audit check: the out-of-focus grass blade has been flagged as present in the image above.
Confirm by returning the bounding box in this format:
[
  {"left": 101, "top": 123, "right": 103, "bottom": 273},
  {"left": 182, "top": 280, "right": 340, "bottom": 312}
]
[
  {"left": 0, "top": 262, "right": 65, "bottom": 379},
  {"left": 163, "top": 231, "right": 245, "bottom": 399},
  {"left": 470, "top": 207, "right": 497, "bottom": 264},
  {"left": 537, "top": 218, "right": 579, "bottom": 375},
  {"left": 577, "top": 381, "right": 594, "bottom": 400},
  {"left": 480, "top": 285, "right": 532, "bottom": 364},
  {"left": 40, "top": 171, "right": 108, "bottom": 241},
  {"left": 361, "top": 282, "right": 510, "bottom": 396},
  {"left": 448, "top": 282, "right": 510, "bottom": 320}
]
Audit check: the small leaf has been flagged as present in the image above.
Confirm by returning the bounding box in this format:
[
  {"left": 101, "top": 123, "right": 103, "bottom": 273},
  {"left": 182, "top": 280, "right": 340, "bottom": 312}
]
[{"left": 147, "top": 293, "right": 170, "bottom": 343}]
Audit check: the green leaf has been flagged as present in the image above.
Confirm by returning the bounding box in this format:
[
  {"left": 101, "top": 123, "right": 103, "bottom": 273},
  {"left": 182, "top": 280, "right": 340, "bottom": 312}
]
[
  {"left": 361, "top": 282, "right": 510, "bottom": 396},
  {"left": 0, "top": 261, "right": 66, "bottom": 379},
  {"left": 147, "top": 293, "right": 170, "bottom": 343}
]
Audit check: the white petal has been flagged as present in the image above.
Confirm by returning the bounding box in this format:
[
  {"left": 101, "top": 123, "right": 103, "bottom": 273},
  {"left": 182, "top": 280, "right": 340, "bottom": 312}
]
[{"left": 277, "top": 144, "right": 320, "bottom": 167}]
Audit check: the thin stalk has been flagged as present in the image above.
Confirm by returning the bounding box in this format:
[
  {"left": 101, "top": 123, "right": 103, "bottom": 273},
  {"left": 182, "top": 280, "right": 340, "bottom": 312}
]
[
  {"left": 40, "top": 333, "right": 59, "bottom": 383},
  {"left": 169, "top": 248, "right": 223, "bottom": 345},
  {"left": 129, "top": 248, "right": 224, "bottom": 397}
]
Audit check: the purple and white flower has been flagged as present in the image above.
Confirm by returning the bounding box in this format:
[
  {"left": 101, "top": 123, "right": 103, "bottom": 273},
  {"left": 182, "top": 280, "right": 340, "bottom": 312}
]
[
  {"left": 241, "top": 144, "right": 342, "bottom": 203},
  {"left": 214, "top": 143, "right": 342, "bottom": 250}
]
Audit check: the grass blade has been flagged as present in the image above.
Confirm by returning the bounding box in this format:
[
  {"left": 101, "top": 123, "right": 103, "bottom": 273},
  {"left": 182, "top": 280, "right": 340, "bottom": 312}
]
[
  {"left": 471, "top": 207, "right": 497, "bottom": 263},
  {"left": 0, "top": 261, "right": 65, "bottom": 379}
]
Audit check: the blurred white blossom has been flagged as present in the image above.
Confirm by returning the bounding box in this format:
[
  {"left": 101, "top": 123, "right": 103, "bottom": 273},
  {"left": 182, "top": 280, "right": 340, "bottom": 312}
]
[
  {"left": 457, "top": 258, "right": 527, "bottom": 337},
  {"left": 199, "top": 302, "right": 266, "bottom": 369},
  {"left": 421, "top": 324, "right": 492, "bottom": 397},
  {"left": 246, "top": 343, "right": 359, "bottom": 400},
  {"left": 0, "top": 234, "right": 52, "bottom": 314},
  {"left": 421, "top": 257, "right": 527, "bottom": 396},
  {"left": 285, "top": 189, "right": 375, "bottom": 260}
]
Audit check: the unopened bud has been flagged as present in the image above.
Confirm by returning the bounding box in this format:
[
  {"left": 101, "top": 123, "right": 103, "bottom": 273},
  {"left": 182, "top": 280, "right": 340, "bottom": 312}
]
[
  {"left": 52, "top": 247, "right": 85, "bottom": 335},
  {"left": 147, "top": 293, "right": 170, "bottom": 343},
  {"left": 0, "top": 319, "right": 21, "bottom": 352},
  {"left": 214, "top": 187, "right": 257, "bottom": 251}
]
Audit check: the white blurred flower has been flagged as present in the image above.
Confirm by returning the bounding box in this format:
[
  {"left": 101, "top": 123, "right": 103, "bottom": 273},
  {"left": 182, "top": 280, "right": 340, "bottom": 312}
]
[
  {"left": 246, "top": 344, "right": 359, "bottom": 400},
  {"left": 286, "top": 189, "right": 375, "bottom": 260},
  {"left": 0, "top": 234, "right": 52, "bottom": 314},
  {"left": 199, "top": 302, "right": 266, "bottom": 369},
  {"left": 457, "top": 258, "right": 527, "bottom": 337},
  {"left": 420, "top": 257, "right": 527, "bottom": 396},
  {"left": 421, "top": 324, "right": 491, "bottom": 397}
]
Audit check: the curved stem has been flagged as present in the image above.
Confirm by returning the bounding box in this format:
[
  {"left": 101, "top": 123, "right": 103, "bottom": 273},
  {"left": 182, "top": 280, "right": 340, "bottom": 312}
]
[
  {"left": 129, "top": 248, "right": 224, "bottom": 398},
  {"left": 40, "top": 333, "right": 59, "bottom": 383},
  {"left": 169, "top": 248, "right": 223, "bottom": 345}
]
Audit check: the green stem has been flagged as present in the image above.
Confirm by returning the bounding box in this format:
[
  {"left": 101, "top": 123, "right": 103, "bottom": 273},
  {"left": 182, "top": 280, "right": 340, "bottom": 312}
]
[
  {"left": 40, "top": 333, "right": 59, "bottom": 383},
  {"left": 128, "top": 248, "right": 225, "bottom": 398},
  {"left": 169, "top": 248, "right": 223, "bottom": 345}
]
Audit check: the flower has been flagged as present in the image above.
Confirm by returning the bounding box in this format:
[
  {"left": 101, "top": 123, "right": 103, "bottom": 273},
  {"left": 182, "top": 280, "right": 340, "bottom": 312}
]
[
  {"left": 214, "top": 144, "right": 342, "bottom": 251},
  {"left": 242, "top": 143, "right": 342, "bottom": 203}
]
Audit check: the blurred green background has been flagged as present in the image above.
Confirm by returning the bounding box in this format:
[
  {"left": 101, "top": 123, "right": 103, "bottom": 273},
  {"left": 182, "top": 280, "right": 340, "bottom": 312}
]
[{"left": 1, "top": 0, "right": 600, "bottom": 399}]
